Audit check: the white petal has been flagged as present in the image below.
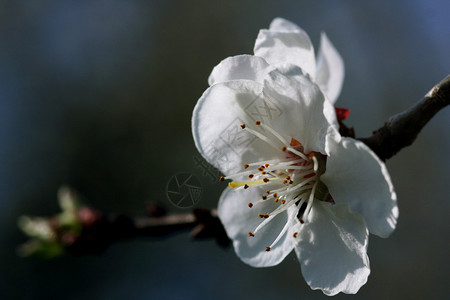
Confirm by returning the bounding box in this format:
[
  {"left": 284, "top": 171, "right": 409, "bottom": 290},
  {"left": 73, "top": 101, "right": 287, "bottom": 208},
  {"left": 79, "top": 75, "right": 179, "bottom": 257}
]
[
  {"left": 295, "top": 201, "right": 370, "bottom": 296},
  {"left": 208, "top": 55, "right": 275, "bottom": 86},
  {"left": 192, "top": 80, "right": 280, "bottom": 175},
  {"left": 254, "top": 23, "right": 316, "bottom": 78},
  {"left": 262, "top": 68, "right": 336, "bottom": 154},
  {"left": 321, "top": 137, "right": 398, "bottom": 238},
  {"left": 269, "top": 17, "right": 304, "bottom": 33},
  {"left": 315, "top": 33, "right": 345, "bottom": 104},
  {"left": 218, "top": 186, "right": 296, "bottom": 267}
]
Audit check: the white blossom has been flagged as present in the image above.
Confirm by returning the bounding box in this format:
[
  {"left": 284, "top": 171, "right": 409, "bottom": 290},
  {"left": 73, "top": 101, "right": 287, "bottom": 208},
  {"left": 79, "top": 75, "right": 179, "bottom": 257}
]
[{"left": 192, "top": 18, "right": 398, "bottom": 296}]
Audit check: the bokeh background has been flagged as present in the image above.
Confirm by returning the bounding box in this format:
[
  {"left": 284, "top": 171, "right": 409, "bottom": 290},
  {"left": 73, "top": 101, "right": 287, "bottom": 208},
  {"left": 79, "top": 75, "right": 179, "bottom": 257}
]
[{"left": 1, "top": 1, "right": 449, "bottom": 299}]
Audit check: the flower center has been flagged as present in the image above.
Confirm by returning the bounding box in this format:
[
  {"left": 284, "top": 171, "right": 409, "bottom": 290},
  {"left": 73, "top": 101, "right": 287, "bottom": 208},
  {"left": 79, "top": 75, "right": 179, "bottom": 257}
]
[{"left": 221, "top": 120, "right": 332, "bottom": 251}]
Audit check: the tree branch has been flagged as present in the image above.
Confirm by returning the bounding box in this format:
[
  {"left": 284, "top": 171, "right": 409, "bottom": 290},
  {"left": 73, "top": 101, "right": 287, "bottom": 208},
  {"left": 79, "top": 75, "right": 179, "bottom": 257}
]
[
  {"left": 18, "top": 76, "right": 450, "bottom": 257},
  {"left": 359, "top": 75, "right": 450, "bottom": 160},
  {"left": 64, "top": 207, "right": 230, "bottom": 255}
]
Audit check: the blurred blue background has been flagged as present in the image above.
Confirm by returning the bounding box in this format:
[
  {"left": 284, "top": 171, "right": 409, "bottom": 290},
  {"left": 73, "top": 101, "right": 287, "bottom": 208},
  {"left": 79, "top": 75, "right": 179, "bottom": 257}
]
[{"left": 0, "top": 0, "right": 449, "bottom": 299}]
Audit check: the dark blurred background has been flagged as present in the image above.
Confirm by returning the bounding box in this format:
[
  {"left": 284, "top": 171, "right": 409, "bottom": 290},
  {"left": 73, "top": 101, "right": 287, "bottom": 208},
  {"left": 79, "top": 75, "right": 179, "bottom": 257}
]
[{"left": 0, "top": 1, "right": 449, "bottom": 299}]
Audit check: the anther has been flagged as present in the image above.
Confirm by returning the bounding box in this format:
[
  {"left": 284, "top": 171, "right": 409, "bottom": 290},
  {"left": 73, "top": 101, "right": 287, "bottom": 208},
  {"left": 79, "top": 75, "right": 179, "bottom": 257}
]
[
  {"left": 265, "top": 164, "right": 270, "bottom": 167},
  {"left": 266, "top": 190, "right": 271, "bottom": 194},
  {"left": 261, "top": 171, "right": 266, "bottom": 175},
  {"left": 219, "top": 176, "right": 225, "bottom": 182},
  {"left": 273, "top": 193, "right": 278, "bottom": 197},
  {"left": 299, "top": 218, "right": 305, "bottom": 224},
  {"left": 248, "top": 203, "right": 253, "bottom": 208},
  {"left": 281, "top": 146, "right": 287, "bottom": 152},
  {"left": 262, "top": 196, "right": 267, "bottom": 200},
  {"left": 258, "top": 166, "right": 265, "bottom": 171},
  {"left": 248, "top": 232, "right": 255, "bottom": 237},
  {"left": 240, "top": 124, "right": 246, "bottom": 129},
  {"left": 283, "top": 180, "right": 288, "bottom": 184},
  {"left": 274, "top": 198, "right": 279, "bottom": 203},
  {"left": 244, "top": 184, "right": 249, "bottom": 189},
  {"left": 263, "top": 178, "right": 269, "bottom": 183},
  {"left": 244, "top": 164, "right": 249, "bottom": 169},
  {"left": 289, "top": 180, "right": 294, "bottom": 184},
  {"left": 293, "top": 232, "right": 298, "bottom": 238},
  {"left": 248, "top": 174, "right": 254, "bottom": 179},
  {"left": 264, "top": 214, "right": 269, "bottom": 218},
  {"left": 265, "top": 247, "right": 271, "bottom": 252},
  {"left": 255, "top": 121, "right": 261, "bottom": 125},
  {"left": 285, "top": 176, "right": 291, "bottom": 180},
  {"left": 281, "top": 200, "right": 286, "bottom": 204}
]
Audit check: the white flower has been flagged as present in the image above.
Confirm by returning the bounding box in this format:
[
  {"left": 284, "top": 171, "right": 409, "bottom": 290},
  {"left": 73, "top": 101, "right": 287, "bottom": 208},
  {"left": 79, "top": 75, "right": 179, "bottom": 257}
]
[{"left": 192, "top": 18, "right": 398, "bottom": 296}]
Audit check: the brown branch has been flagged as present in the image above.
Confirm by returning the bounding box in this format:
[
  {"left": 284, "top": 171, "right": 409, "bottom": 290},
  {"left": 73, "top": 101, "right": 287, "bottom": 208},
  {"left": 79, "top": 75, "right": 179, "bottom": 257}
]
[
  {"left": 19, "top": 76, "right": 450, "bottom": 258},
  {"left": 359, "top": 75, "right": 450, "bottom": 160},
  {"left": 65, "top": 207, "right": 230, "bottom": 255},
  {"left": 18, "top": 203, "right": 230, "bottom": 258}
]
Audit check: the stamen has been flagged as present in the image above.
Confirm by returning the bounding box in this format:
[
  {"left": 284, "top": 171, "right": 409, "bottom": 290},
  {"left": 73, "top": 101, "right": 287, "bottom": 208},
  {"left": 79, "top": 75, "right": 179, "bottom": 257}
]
[
  {"left": 244, "top": 127, "right": 281, "bottom": 151},
  {"left": 219, "top": 176, "right": 225, "bottom": 182},
  {"left": 287, "top": 146, "right": 310, "bottom": 161},
  {"left": 269, "top": 208, "right": 298, "bottom": 248},
  {"left": 253, "top": 200, "right": 297, "bottom": 234},
  {"left": 287, "top": 165, "right": 312, "bottom": 170},
  {"left": 229, "top": 178, "right": 273, "bottom": 189},
  {"left": 265, "top": 247, "right": 271, "bottom": 252},
  {"left": 228, "top": 122, "right": 326, "bottom": 244},
  {"left": 311, "top": 154, "right": 319, "bottom": 172},
  {"left": 260, "top": 123, "right": 289, "bottom": 146},
  {"left": 303, "top": 181, "right": 318, "bottom": 220}
]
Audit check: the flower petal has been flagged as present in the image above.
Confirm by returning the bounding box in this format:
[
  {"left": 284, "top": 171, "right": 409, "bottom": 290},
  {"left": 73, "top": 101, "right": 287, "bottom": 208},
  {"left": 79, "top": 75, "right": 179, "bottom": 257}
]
[
  {"left": 315, "top": 33, "right": 345, "bottom": 104},
  {"left": 295, "top": 201, "right": 370, "bottom": 296},
  {"left": 218, "top": 186, "right": 296, "bottom": 267},
  {"left": 208, "top": 55, "right": 275, "bottom": 86},
  {"left": 254, "top": 20, "right": 316, "bottom": 78},
  {"left": 192, "top": 80, "right": 273, "bottom": 175},
  {"left": 262, "top": 67, "right": 339, "bottom": 155},
  {"left": 321, "top": 137, "right": 398, "bottom": 238},
  {"left": 268, "top": 17, "right": 304, "bottom": 33}
]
